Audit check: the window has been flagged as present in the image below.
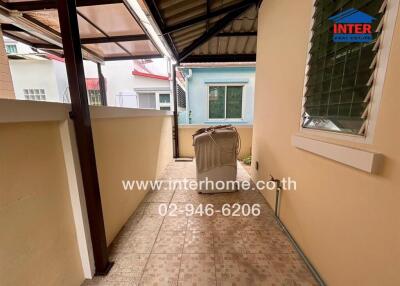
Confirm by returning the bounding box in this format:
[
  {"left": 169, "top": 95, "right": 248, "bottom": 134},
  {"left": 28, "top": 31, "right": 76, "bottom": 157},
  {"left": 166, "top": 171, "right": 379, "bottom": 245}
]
[
  {"left": 23, "top": 89, "right": 46, "bottom": 101},
  {"left": 177, "top": 84, "right": 186, "bottom": 108},
  {"left": 88, "top": 90, "right": 102, "bottom": 106},
  {"left": 5, "top": 44, "right": 17, "bottom": 54},
  {"left": 159, "top": 93, "right": 170, "bottom": 103},
  {"left": 302, "top": 0, "right": 387, "bottom": 135},
  {"left": 158, "top": 93, "right": 172, "bottom": 111},
  {"left": 138, "top": 92, "right": 157, "bottom": 109},
  {"left": 208, "top": 85, "right": 243, "bottom": 119}
]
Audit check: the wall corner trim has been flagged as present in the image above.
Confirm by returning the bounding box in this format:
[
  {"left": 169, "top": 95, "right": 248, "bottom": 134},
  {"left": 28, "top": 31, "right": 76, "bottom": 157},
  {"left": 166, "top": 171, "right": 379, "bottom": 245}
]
[
  {"left": 291, "top": 135, "right": 382, "bottom": 173},
  {"left": 59, "top": 119, "right": 95, "bottom": 278}
]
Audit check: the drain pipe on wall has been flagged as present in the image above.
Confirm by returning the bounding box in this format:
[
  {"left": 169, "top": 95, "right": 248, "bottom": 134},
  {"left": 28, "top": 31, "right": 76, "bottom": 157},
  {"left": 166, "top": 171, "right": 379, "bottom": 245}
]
[
  {"left": 172, "top": 63, "right": 180, "bottom": 158},
  {"left": 269, "top": 176, "right": 326, "bottom": 286}
]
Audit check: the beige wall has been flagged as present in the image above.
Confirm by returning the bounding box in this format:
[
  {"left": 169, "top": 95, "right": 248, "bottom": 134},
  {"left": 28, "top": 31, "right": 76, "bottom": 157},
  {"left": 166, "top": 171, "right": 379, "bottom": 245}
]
[
  {"left": 253, "top": 1, "right": 400, "bottom": 285},
  {"left": 0, "top": 30, "right": 15, "bottom": 99},
  {"left": 92, "top": 116, "right": 173, "bottom": 244},
  {"left": 179, "top": 126, "right": 252, "bottom": 160},
  {"left": 0, "top": 122, "right": 84, "bottom": 286}
]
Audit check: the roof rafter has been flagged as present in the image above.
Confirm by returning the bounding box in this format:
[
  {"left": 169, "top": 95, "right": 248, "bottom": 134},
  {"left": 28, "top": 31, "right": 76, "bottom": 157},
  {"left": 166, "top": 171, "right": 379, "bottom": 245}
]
[
  {"left": 162, "top": 0, "right": 254, "bottom": 35},
  {"left": 4, "top": 0, "right": 122, "bottom": 11},
  {"left": 179, "top": 1, "right": 257, "bottom": 61},
  {"left": 81, "top": 34, "right": 148, "bottom": 44},
  {"left": 103, "top": 54, "right": 162, "bottom": 61},
  {"left": 143, "top": 0, "right": 179, "bottom": 60},
  {"left": 0, "top": 23, "right": 24, "bottom": 32}
]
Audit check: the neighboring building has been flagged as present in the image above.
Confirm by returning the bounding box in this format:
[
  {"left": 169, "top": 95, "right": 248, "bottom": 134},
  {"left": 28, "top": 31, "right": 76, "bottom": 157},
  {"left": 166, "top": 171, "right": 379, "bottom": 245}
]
[
  {"left": 179, "top": 64, "right": 255, "bottom": 125},
  {"left": 3, "top": 37, "right": 174, "bottom": 109},
  {"left": 103, "top": 59, "right": 173, "bottom": 110},
  {"left": 5, "top": 38, "right": 69, "bottom": 103}
]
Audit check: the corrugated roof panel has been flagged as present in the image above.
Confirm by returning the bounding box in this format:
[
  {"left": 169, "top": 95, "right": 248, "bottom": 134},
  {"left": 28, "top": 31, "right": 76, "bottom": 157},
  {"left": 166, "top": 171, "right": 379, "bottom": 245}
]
[
  {"left": 244, "top": 36, "right": 257, "bottom": 53},
  {"left": 163, "top": 0, "right": 205, "bottom": 24},
  {"left": 162, "top": 0, "right": 258, "bottom": 60}
]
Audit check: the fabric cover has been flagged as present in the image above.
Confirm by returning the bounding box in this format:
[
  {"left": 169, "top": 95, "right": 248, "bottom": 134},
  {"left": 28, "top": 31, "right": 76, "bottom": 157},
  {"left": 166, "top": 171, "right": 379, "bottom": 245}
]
[{"left": 193, "top": 127, "right": 238, "bottom": 173}]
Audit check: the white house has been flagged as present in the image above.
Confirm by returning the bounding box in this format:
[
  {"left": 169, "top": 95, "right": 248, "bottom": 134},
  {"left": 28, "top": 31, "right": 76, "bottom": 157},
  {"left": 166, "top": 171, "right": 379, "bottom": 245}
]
[
  {"left": 5, "top": 38, "right": 69, "bottom": 103},
  {"left": 83, "top": 58, "right": 174, "bottom": 110},
  {"left": 4, "top": 37, "right": 174, "bottom": 110}
]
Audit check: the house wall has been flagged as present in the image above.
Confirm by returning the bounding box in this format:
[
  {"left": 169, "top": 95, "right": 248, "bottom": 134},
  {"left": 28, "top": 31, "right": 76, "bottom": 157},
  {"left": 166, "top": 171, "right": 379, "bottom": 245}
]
[
  {"left": 100, "top": 61, "right": 170, "bottom": 108},
  {"left": 253, "top": 1, "right": 400, "bottom": 285},
  {"left": 9, "top": 59, "right": 62, "bottom": 102},
  {"left": 0, "top": 121, "right": 84, "bottom": 286},
  {"left": 92, "top": 113, "right": 173, "bottom": 244},
  {"left": 179, "top": 125, "right": 253, "bottom": 160},
  {"left": 0, "top": 99, "right": 174, "bottom": 284},
  {"left": 52, "top": 60, "right": 69, "bottom": 103},
  {"left": 183, "top": 67, "right": 255, "bottom": 125},
  {"left": 0, "top": 31, "right": 15, "bottom": 99}
]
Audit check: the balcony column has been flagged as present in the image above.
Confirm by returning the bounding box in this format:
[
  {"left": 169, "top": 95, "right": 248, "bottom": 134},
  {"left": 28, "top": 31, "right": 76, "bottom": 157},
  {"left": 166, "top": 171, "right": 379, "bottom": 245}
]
[
  {"left": 97, "top": 63, "right": 107, "bottom": 106},
  {"left": 56, "top": 0, "right": 112, "bottom": 275},
  {"left": 172, "top": 64, "right": 180, "bottom": 158}
]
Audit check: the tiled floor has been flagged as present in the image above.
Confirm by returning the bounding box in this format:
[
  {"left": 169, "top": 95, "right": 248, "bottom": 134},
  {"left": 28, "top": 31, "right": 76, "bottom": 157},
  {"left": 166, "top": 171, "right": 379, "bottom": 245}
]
[{"left": 83, "top": 161, "right": 317, "bottom": 286}]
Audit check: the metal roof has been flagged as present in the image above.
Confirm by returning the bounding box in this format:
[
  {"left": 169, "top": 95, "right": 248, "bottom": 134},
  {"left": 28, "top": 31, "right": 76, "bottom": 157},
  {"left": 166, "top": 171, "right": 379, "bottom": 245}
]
[
  {"left": 0, "top": 0, "right": 162, "bottom": 62},
  {"left": 141, "top": 0, "right": 260, "bottom": 63}
]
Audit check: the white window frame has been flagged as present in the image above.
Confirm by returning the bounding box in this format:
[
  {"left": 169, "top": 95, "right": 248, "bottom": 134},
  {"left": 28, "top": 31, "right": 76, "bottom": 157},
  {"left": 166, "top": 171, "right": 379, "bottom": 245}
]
[
  {"left": 5, "top": 44, "right": 17, "bottom": 54},
  {"left": 137, "top": 91, "right": 173, "bottom": 111},
  {"left": 299, "top": 0, "right": 400, "bottom": 144},
  {"left": 87, "top": 89, "right": 102, "bottom": 106},
  {"left": 158, "top": 92, "right": 172, "bottom": 111},
  {"left": 206, "top": 83, "right": 245, "bottom": 121}
]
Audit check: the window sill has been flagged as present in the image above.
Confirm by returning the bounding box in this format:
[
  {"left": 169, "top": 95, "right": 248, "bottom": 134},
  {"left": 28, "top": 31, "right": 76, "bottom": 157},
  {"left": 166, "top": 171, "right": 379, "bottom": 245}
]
[
  {"left": 300, "top": 127, "right": 370, "bottom": 144},
  {"left": 291, "top": 134, "right": 382, "bottom": 173}
]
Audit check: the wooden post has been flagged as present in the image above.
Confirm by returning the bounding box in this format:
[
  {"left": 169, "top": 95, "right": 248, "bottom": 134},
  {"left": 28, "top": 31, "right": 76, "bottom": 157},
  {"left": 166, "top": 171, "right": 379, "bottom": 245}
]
[{"left": 57, "top": 0, "right": 112, "bottom": 275}]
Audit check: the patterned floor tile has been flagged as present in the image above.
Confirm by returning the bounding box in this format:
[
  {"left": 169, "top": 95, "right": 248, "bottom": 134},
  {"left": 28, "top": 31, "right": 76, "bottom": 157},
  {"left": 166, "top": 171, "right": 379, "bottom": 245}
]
[
  {"left": 187, "top": 217, "right": 214, "bottom": 232},
  {"left": 152, "top": 230, "right": 186, "bottom": 254},
  {"left": 178, "top": 254, "right": 216, "bottom": 286},
  {"left": 111, "top": 230, "right": 158, "bottom": 255},
  {"left": 106, "top": 253, "right": 149, "bottom": 283},
  {"left": 213, "top": 230, "right": 246, "bottom": 254},
  {"left": 242, "top": 229, "right": 296, "bottom": 255},
  {"left": 83, "top": 161, "right": 317, "bottom": 286},
  {"left": 144, "top": 190, "right": 174, "bottom": 203},
  {"left": 144, "top": 203, "right": 169, "bottom": 216},
  {"left": 215, "top": 253, "right": 272, "bottom": 286},
  {"left": 139, "top": 254, "right": 182, "bottom": 285},
  {"left": 212, "top": 216, "right": 244, "bottom": 233},
  {"left": 161, "top": 216, "right": 188, "bottom": 232},
  {"left": 183, "top": 230, "right": 214, "bottom": 254},
  {"left": 129, "top": 215, "right": 164, "bottom": 233},
  {"left": 171, "top": 189, "right": 208, "bottom": 203},
  {"left": 265, "top": 254, "right": 319, "bottom": 285}
]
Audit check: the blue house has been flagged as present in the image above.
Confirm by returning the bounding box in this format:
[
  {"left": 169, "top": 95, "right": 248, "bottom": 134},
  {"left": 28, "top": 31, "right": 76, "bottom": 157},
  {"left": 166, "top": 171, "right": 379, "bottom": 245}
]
[{"left": 178, "top": 64, "right": 255, "bottom": 125}]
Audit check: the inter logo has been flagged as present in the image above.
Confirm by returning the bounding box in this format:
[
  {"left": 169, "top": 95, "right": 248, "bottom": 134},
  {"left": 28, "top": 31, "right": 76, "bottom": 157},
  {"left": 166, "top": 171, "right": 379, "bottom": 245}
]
[{"left": 329, "top": 8, "right": 376, "bottom": 43}]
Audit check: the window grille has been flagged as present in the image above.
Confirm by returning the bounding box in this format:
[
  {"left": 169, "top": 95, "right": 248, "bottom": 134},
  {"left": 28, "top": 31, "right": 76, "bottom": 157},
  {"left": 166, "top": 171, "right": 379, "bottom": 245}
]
[{"left": 302, "top": 0, "right": 387, "bottom": 135}]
